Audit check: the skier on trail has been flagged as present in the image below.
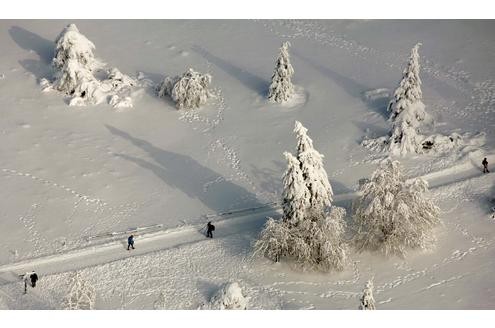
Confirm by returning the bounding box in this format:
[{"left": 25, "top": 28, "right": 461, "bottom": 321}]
[
  {"left": 127, "top": 234, "right": 135, "bottom": 250},
  {"left": 482, "top": 157, "right": 489, "bottom": 173},
  {"left": 22, "top": 271, "right": 38, "bottom": 294},
  {"left": 206, "top": 221, "right": 215, "bottom": 238}
]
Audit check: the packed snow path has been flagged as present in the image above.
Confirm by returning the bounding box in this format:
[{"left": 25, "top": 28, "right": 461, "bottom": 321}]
[{"left": 0, "top": 154, "right": 492, "bottom": 282}]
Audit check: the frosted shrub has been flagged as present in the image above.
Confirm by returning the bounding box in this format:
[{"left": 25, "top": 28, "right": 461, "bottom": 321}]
[
  {"left": 158, "top": 68, "right": 212, "bottom": 109},
  {"left": 353, "top": 159, "right": 441, "bottom": 257}
]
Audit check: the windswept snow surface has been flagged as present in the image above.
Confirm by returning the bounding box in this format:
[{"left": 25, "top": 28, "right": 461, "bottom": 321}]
[{"left": 0, "top": 20, "right": 494, "bottom": 309}]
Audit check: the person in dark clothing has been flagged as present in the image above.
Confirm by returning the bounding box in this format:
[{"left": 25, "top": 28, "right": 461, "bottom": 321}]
[
  {"left": 127, "top": 235, "right": 135, "bottom": 250},
  {"left": 482, "top": 157, "right": 489, "bottom": 173},
  {"left": 30, "top": 272, "right": 38, "bottom": 288},
  {"left": 206, "top": 221, "right": 215, "bottom": 238},
  {"left": 21, "top": 271, "right": 38, "bottom": 294}
]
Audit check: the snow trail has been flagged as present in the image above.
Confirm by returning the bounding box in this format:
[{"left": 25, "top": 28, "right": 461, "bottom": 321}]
[{"left": 0, "top": 155, "right": 492, "bottom": 280}]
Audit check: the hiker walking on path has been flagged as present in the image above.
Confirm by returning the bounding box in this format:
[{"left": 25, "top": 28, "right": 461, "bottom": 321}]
[
  {"left": 206, "top": 221, "right": 215, "bottom": 238},
  {"left": 22, "top": 271, "right": 38, "bottom": 294},
  {"left": 482, "top": 157, "right": 489, "bottom": 173},
  {"left": 127, "top": 235, "right": 135, "bottom": 250}
]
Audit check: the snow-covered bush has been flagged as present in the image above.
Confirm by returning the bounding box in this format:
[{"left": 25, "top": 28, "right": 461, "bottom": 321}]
[
  {"left": 359, "top": 280, "right": 376, "bottom": 310},
  {"left": 206, "top": 282, "right": 247, "bottom": 310},
  {"left": 352, "top": 159, "right": 441, "bottom": 257},
  {"left": 157, "top": 68, "right": 212, "bottom": 109},
  {"left": 62, "top": 271, "right": 96, "bottom": 310},
  {"left": 46, "top": 24, "right": 136, "bottom": 108},
  {"left": 253, "top": 217, "right": 291, "bottom": 262},
  {"left": 268, "top": 41, "right": 295, "bottom": 103},
  {"left": 254, "top": 121, "right": 347, "bottom": 271}
]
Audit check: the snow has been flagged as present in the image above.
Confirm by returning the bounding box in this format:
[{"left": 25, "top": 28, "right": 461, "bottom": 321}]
[
  {"left": 203, "top": 281, "right": 248, "bottom": 310},
  {"left": 0, "top": 20, "right": 494, "bottom": 309}
]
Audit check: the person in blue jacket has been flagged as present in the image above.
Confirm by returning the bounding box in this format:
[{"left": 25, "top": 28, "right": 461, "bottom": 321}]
[{"left": 127, "top": 235, "right": 135, "bottom": 250}]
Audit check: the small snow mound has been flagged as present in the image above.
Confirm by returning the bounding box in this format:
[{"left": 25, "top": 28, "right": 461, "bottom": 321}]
[
  {"left": 206, "top": 282, "right": 247, "bottom": 310},
  {"left": 0, "top": 73, "right": 5, "bottom": 80}
]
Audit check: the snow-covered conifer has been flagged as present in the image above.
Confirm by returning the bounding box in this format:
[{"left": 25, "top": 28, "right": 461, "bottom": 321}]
[
  {"left": 62, "top": 271, "right": 96, "bottom": 310},
  {"left": 294, "top": 121, "right": 333, "bottom": 213},
  {"left": 254, "top": 122, "right": 346, "bottom": 271},
  {"left": 387, "top": 43, "right": 430, "bottom": 155},
  {"left": 51, "top": 24, "right": 103, "bottom": 105},
  {"left": 388, "top": 43, "right": 424, "bottom": 121},
  {"left": 282, "top": 151, "right": 310, "bottom": 225},
  {"left": 268, "top": 41, "right": 295, "bottom": 103},
  {"left": 359, "top": 280, "right": 376, "bottom": 310},
  {"left": 352, "top": 159, "right": 441, "bottom": 257},
  {"left": 157, "top": 68, "right": 212, "bottom": 109}
]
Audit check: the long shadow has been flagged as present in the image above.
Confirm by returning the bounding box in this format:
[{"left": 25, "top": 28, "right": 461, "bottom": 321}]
[
  {"left": 106, "top": 125, "right": 266, "bottom": 214},
  {"left": 293, "top": 50, "right": 389, "bottom": 119},
  {"left": 9, "top": 25, "right": 54, "bottom": 81},
  {"left": 191, "top": 45, "right": 269, "bottom": 96}
]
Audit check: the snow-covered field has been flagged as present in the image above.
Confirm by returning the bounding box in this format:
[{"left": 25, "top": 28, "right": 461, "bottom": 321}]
[{"left": 0, "top": 20, "right": 494, "bottom": 309}]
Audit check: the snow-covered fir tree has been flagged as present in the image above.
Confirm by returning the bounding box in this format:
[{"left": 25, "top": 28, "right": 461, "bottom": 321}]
[
  {"left": 254, "top": 121, "right": 347, "bottom": 271},
  {"left": 62, "top": 271, "right": 96, "bottom": 310},
  {"left": 352, "top": 159, "right": 441, "bottom": 257},
  {"left": 267, "top": 41, "right": 295, "bottom": 103},
  {"left": 387, "top": 43, "right": 430, "bottom": 155},
  {"left": 51, "top": 24, "right": 103, "bottom": 105},
  {"left": 388, "top": 43, "right": 424, "bottom": 121},
  {"left": 359, "top": 280, "right": 376, "bottom": 310},
  {"left": 294, "top": 121, "right": 333, "bottom": 214},
  {"left": 281, "top": 151, "right": 310, "bottom": 225},
  {"left": 48, "top": 24, "right": 136, "bottom": 107},
  {"left": 157, "top": 68, "right": 212, "bottom": 109}
]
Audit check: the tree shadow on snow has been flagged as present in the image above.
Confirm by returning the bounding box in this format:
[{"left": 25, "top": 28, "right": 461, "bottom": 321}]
[
  {"left": 351, "top": 119, "right": 390, "bottom": 145},
  {"left": 293, "top": 51, "right": 389, "bottom": 119},
  {"left": 9, "top": 26, "right": 54, "bottom": 81},
  {"left": 106, "top": 125, "right": 269, "bottom": 214},
  {"left": 191, "top": 45, "right": 269, "bottom": 96}
]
